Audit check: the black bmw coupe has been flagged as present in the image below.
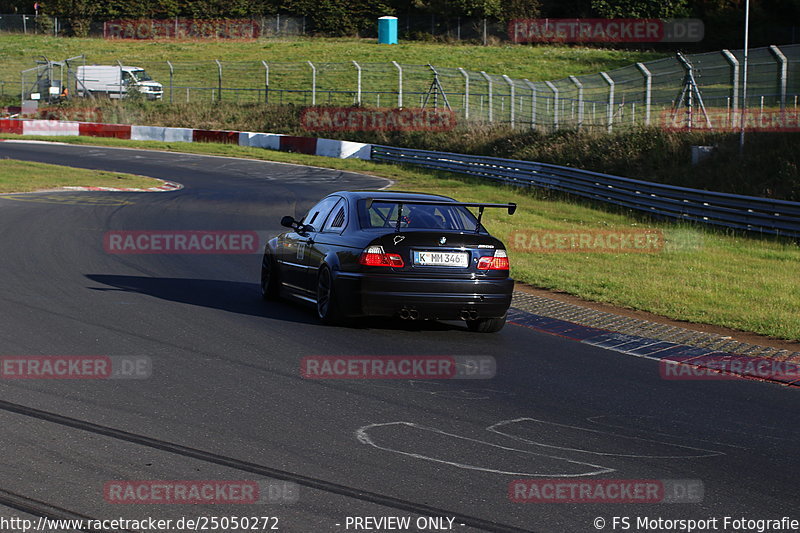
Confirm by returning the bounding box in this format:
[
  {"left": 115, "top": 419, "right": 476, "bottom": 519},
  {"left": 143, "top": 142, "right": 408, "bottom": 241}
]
[{"left": 261, "top": 191, "right": 516, "bottom": 332}]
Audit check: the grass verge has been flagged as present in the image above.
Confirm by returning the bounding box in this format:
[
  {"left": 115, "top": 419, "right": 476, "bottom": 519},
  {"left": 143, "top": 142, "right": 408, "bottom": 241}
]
[
  {"left": 1, "top": 134, "right": 798, "bottom": 341},
  {"left": 0, "top": 157, "right": 161, "bottom": 192}
]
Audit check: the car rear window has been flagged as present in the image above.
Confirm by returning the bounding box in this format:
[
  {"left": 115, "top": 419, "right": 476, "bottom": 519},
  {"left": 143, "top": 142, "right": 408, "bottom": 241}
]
[{"left": 358, "top": 200, "right": 479, "bottom": 231}]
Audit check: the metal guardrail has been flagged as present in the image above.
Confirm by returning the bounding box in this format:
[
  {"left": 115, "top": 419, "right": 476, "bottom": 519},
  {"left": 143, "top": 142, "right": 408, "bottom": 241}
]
[{"left": 371, "top": 145, "right": 800, "bottom": 238}]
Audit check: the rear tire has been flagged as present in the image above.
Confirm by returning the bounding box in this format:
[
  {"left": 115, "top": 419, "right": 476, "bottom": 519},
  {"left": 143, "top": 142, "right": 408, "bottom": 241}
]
[
  {"left": 260, "top": 250, "right": 280, "bottom": 301},
  {"left": 316, "top": 266, "right": 343, "bottom": 325},
  {"left": 466, "top": 313, "right": 507, "bottom": 333}
]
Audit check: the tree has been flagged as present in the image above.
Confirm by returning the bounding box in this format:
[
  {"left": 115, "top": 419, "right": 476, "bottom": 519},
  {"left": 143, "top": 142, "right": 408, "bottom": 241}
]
[
  {"left": 0, "top": 0, "right": 30, "bottom": 13},
  {"left": 499, "top": 0, "right": 542, "bottom": 22},
  {"left": 43, "top": 0, "right": 100, "bottom": 36},
  {"left": 590, "top": 0, "right": 690, "bottom": 18},
  {"left": 283, "top": 0, "right": 395, "bottom": 36}
]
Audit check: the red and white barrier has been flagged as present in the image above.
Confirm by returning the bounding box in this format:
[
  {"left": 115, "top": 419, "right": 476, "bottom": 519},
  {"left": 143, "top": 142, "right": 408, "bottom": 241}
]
[
  {"left": 317, "top": 138, "right": 372, "bottom": 160},
  {"left": 0, "top": 119, "right": 372, "bottom": 160},
  {"left": 239, "top": 132, "right": 283, "bottom": 150},
  {"left": 22, "top": 120, "right": 81, "bottom": 136},
  {"left": 131, "top": 125, "right": 194, "bottom": 142}
]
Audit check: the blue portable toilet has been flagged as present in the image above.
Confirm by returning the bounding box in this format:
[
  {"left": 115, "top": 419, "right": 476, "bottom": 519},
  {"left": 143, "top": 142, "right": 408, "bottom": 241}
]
[{"left": 378, "top": 16, "right": 398, "bottom": 44}]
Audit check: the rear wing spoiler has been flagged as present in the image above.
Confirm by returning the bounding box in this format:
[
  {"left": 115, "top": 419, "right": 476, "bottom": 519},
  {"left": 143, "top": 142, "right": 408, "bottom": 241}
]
[{"left": 364, "top": 198, "right": 517, "bottom": 232}]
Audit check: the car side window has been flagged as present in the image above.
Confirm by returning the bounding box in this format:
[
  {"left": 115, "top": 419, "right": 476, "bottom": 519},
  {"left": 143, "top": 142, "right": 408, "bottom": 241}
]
[
  {"left": 322, "top": 199, "right": 347, "bottom": 232},
  {"left": 301, "top": 197, "right": 340, "bottom": 232}
]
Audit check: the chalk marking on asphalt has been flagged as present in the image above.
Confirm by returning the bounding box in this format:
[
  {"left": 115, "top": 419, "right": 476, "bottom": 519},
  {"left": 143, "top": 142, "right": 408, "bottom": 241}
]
[
  {"left": 356, "top": 421, "right": 615, "bottom": 477},
  {"left": 487, "top": 417, "right": 724, "bottom": 458}
]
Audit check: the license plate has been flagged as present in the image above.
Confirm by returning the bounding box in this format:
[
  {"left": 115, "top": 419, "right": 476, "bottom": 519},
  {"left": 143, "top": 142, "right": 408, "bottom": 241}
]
[{"left": 413, "top": 251, "right": 469, "bottom": 267}]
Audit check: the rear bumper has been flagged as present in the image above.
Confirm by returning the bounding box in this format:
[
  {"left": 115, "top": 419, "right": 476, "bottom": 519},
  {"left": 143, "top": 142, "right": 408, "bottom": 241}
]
[{"left": 334, "top": 272, "right": 514, "bottom": 319}]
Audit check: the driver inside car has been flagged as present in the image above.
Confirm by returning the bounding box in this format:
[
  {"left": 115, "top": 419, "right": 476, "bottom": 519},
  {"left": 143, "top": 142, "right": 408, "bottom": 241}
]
[{"left": 406, "top": 205, "right": 447, "bottom": 229}]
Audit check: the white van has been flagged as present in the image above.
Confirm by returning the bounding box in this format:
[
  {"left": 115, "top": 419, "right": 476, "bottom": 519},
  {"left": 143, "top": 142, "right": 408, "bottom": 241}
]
[{"left": 76, "top": 65, "right": 163, "bottom": 100}]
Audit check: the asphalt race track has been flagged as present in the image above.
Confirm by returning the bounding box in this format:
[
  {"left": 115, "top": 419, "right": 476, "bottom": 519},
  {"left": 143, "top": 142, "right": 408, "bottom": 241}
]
[{"left": 0, "top": 141, "right": 798, "bottom": 533}]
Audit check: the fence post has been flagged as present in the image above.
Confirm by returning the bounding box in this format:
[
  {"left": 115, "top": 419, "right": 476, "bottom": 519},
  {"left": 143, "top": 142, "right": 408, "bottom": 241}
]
[
  {"left": 352, "top": 60, "right": 361, "bottom": 106},
  {"left": 523, "top": 79, "right": 536, "bottom": 128},
  {"left": 545, "top": 80, "right": 558, "bottom": 130},
  {"left": 635, "top": 62, "right": 652, "bottom": 126},
  {"left": 214, "top": 59, "right": 222, "bottom": 101},
  {"left": 769, "top": 45, "right": 787, "bottom": 109},
  {"left": 458, "top": 67, "right": 469, "bottom": 120},
  {"left": 116, "top": 60, "right": 124, "bottom": 100},
  {"left": 392, "top": 61, "right": 403, "bottom": 108},
  {"left": 167, "top": 60, "right": 173, "bottom": 104},
  {"left": 261, "top": 60, "right": 269, "bottom": 104},
  {"left": 307, "top": 60, "right": 316, "bottom": 106},
  {"left": 569, "top": 75, "right": 583, "bottom": 130},
  {"left": 599, "top": 71, "right": 614, "bottom": 133},
  {"left": 721, "top": 49, "right": 739, "bottom": 127},
  {"left": 480, "top": 71, "right": 493, "bottom": 122},
  {"left": 502, "top": 75, "right": 515, "bottom": 127}
]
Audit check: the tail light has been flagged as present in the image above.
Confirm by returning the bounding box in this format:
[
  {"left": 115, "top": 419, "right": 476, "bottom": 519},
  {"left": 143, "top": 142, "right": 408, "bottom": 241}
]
[
  {"left": 477, "top": 249, "right": 509, "bottom": 270},
  {"left": 359, "top": 245, "right": 404, "bottom": 267}
]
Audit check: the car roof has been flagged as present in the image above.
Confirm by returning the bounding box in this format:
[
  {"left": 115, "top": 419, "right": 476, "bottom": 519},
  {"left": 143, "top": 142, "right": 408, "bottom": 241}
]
[{"left": 335, "top": 191, "right": 458, "bottom": 203}]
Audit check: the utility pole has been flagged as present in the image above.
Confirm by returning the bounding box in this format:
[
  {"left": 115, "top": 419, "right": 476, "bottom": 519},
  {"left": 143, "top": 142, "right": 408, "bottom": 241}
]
[{"left": 739, "top": 0, "right": 750, "bottom": 154}]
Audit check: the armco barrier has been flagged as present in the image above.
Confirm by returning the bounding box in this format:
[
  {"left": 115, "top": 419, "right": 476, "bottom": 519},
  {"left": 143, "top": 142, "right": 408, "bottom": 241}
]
[{"left": 371, "top": 145, "right": 800, "bottom": 238}]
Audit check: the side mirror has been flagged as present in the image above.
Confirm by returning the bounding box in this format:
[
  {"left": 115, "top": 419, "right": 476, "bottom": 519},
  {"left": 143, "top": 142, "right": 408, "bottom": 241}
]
[{"left": 280, "top": 215, "right": 296, "bottom": 229}]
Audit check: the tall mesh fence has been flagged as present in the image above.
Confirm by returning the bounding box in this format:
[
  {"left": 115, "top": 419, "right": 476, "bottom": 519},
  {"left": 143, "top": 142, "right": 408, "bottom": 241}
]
[{"left": 15, "top": 44, "right": 800, "bottom": 132}]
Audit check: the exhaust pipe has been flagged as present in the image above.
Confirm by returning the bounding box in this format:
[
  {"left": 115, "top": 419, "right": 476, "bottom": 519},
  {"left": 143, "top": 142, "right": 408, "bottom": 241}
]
[
  {"left": 399, "top": 308, "right": 419, "bottom": 320},
  {"left": 461, "top": 310, "right": 479, "bottom": 321}
]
